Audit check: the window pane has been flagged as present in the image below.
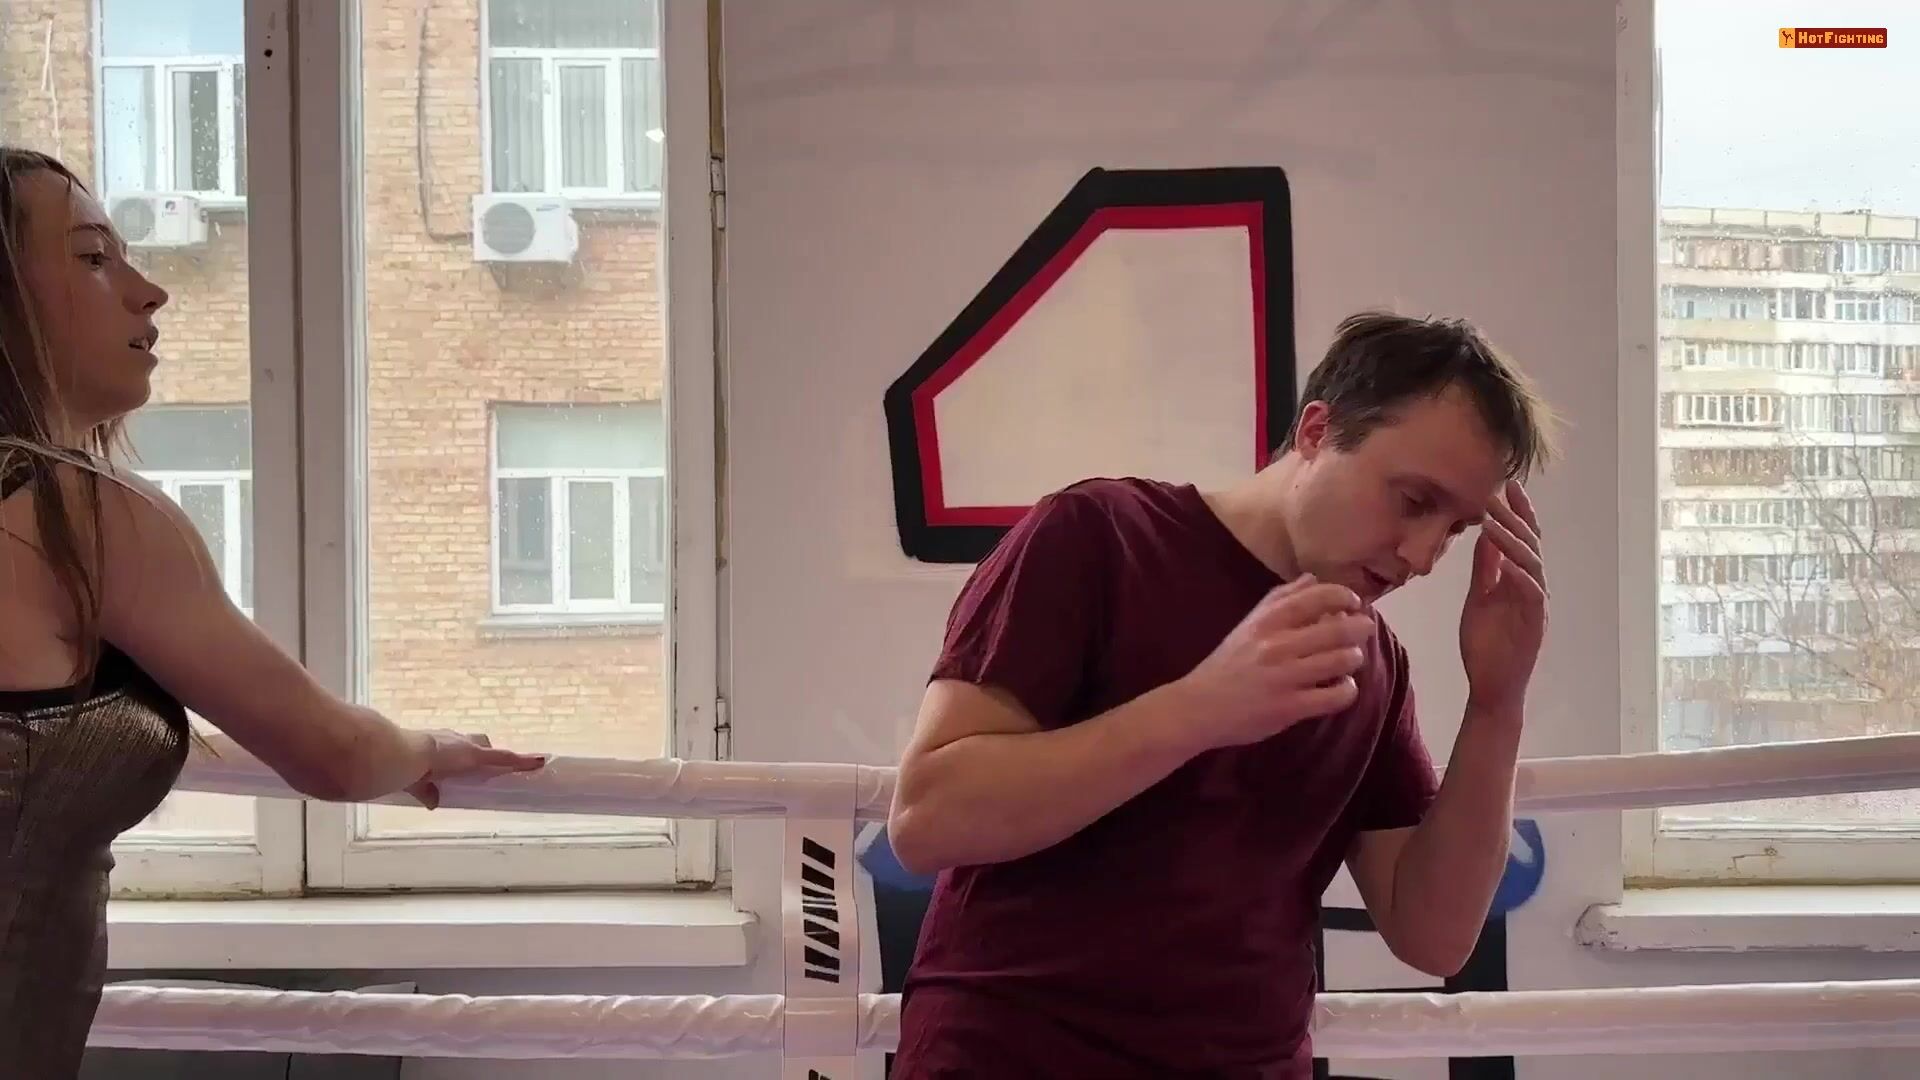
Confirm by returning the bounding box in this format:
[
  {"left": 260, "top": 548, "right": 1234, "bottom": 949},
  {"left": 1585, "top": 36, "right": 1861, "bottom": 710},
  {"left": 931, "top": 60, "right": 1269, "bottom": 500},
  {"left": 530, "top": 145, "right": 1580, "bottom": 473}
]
[
  {"left": 100, "top": 0, "right": 245, "bottom": 57},
  {"left": 497, "top": 403, "right": 664, "bottom": 469},
  {"left": 101, "top": 67, "right": 156, "bottom": 197},
  {"left": 567, "top": 480, "right": 617, "bottom": 600},
  {"left": 487, "top": 58, "right": 544, "bottom": 193},
  {"left": 172, "top": 69, "right": 222, "bottom": 191},
  {"left": 1656, "top": 2, "right": 1920, "bottom": 831},
  {"left": 558, "top": 66, "right": 610, "bottom": 190},
  {"left": 177, "top": 483, "right": 229, "bottom": 572},
  {"left": 233, "top": 64, "right": 248, "bottom": 197},
  {"left": 84, "top": 1, "right": 257, "bottom": 848},
  {"left": 629, "top": 475, "right": 665, "bottom": 604},
  {"left": 362, "top": 2, "right": 674, "bottom": 843},
  {"left": 622, "top": 58, "right": 662, "bottom": 193},
  {"left": 497, "top": 477, "right": 554, "bottom": 605},
  {"left": 488, "top": 0, "right": 656, "bottom": 49},
  {"left": 124, "top": 406, "right": 251, "bottom": 470},
  {"left": 239, "top": 478, "right": 253, "bottom": 613}
]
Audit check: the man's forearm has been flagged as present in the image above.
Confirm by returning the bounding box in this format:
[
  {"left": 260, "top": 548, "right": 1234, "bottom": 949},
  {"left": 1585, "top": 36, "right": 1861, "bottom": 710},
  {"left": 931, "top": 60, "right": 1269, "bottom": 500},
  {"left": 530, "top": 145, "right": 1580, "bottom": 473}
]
[
  {"left": 889, "top": 681, "right": 1206, "bottom": 873},
  {"left": 1387, "top": 703, "right": 1526, "bottom": 973}
]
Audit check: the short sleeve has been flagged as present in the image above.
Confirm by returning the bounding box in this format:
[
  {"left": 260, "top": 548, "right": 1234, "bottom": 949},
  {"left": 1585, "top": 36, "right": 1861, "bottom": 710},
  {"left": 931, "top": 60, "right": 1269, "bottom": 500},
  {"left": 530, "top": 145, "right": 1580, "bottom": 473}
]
[
  {"left": 927, "top": 489, "right": 1106, "bottom": 728},
  {"left": 1350, "top": 621, "right": 1439, "bottom": 832}
]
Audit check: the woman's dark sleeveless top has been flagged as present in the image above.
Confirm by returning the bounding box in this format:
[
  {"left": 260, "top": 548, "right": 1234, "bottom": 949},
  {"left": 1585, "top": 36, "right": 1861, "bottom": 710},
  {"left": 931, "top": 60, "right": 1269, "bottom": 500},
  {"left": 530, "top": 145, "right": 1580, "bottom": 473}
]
[{"left": 0, "top": 458, "right": 189, "bottom": 1077}]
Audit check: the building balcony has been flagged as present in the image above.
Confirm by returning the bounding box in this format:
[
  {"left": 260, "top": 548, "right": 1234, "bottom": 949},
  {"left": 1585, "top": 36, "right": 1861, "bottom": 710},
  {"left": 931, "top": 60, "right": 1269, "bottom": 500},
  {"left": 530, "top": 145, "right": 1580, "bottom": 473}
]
[
  {"left": 1663, "top": 266, "right": 1920, "bottom": 293},
  {"left": 1662, "top": 479, "right": 1920, "bottom": 498},
  {"left": 1660, "top": 368, "right": 1920, "bottom": 393},
  {"left": 1658, "top": 528, "right": 1920, "bottom": 556},
  {"left": 1657, "top": 429, "right": 1920, "bottom": 451},
  {"left": 1661, "top": 266, "right": 1830, "bottom": 290},
  {"left": 1662, "top": 317, "right": 1920, "bottom": 346}
]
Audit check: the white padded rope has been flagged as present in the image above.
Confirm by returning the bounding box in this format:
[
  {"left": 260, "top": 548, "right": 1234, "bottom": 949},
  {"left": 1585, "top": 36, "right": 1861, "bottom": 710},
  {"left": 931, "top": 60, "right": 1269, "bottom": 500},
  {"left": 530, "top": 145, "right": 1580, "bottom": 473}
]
[
  {"left": 177, "top": 731, "right": 1920, "bottom": 818},
  {"left": 1314, "top": 978, "right": 1920, "bottom": 1059},
  {"left": 90, "top": 980, "right": 1920, "bottom": 1059}
]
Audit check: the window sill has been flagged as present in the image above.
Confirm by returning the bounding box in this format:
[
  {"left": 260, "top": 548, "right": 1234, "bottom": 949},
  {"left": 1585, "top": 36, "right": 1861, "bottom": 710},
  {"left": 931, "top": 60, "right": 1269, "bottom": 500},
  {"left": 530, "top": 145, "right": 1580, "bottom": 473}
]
[
  {"left": 1579, "top": 885, "right": 1920, "bottom": 953},
  {"left": 479, "top": 612, "right": 664, "bottom": 639},
  {"left": 106, "top": 890, "right": 754, "bottom": 970}
]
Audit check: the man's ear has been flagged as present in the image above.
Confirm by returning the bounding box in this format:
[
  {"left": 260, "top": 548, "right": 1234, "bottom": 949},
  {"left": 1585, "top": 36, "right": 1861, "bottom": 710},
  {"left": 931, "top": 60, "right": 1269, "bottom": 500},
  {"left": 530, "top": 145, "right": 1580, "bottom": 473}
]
[{"left": 1292, "top": 400, "right": 1332, "bottom": 460}]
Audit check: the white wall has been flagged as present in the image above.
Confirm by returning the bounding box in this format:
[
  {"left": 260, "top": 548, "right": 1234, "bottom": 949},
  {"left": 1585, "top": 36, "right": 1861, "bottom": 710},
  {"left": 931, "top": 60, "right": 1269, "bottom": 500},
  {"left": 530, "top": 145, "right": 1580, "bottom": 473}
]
[{"left": 387, "top": 2, "right": 1920, "bottom": 1077}]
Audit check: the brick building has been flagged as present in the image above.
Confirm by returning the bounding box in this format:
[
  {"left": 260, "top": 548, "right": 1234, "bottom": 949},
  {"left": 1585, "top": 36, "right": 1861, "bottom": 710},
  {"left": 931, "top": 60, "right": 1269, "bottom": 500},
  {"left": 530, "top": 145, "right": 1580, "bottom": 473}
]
[{"left": 1, "top": 0, "right": 673, "bottom": 835}]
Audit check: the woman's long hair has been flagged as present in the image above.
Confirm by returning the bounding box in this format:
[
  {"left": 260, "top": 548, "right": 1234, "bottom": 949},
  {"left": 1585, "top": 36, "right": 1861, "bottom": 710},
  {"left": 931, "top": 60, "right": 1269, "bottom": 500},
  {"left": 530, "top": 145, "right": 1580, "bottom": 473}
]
[{"left": 0, "top": 147, "right": 126, "bottom": 692}]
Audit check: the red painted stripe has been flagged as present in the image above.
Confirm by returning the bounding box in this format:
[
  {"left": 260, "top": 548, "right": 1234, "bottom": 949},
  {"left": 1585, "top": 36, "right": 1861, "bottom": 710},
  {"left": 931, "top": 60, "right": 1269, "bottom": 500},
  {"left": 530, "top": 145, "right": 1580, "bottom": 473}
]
[{"left": 916, "top": 202, "right": 1267, "bottom": 527}]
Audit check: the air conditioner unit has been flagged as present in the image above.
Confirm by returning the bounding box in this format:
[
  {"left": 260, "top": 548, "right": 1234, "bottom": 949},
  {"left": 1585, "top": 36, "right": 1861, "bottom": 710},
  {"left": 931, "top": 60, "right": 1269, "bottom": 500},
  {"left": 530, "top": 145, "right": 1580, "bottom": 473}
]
[
  {"left": 108, "top": 192, "right": 209, "bottom": 249},
  {"left": 472, "top": 194, "right": 579, "bottom": 263}
]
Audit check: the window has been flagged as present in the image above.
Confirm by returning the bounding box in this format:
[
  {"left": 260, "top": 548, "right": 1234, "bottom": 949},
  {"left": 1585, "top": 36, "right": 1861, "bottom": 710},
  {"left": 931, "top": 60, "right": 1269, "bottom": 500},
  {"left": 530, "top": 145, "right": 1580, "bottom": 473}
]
[
  {"left": 89, "top": 1, "right": 717, "bottom": 899},
  {"left": 95, "top": 0, "right": 247, "bottom": 201},
  {"left": 1771, "top": 287, "right": 1827, "bottom": 321},
  {"left": 81, "top": 0, "right": 277, "bottom": 894},
  {"left": 1665, "top": 602, "right": 1722, "bottom": 637},
  {"left": 1834, "top": 291, "right": 1883, "bottom": 323},
  {"left": 1671, "top": 391, "right": 1779, "bottom": 427},
  {"left": 491, "top": 403, "right": 666, "bottom": 619},
  {"left": 332, "top": 0, "right": 714, "bottom": 892},
  {"left": 122, "top": 406, "right": 254, "bottom": 615},
  {"left": 483, "top": 0, "right": 663, "bottom": 199},
  {"left": 1641, "top": 3, "right": 1920, "bottom": 886}
]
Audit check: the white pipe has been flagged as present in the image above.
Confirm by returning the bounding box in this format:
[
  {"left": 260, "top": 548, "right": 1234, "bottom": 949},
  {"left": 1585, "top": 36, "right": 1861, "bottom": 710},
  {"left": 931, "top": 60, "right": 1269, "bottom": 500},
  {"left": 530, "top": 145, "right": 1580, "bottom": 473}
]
[
  {"left": 177, "top": 732, "right": 1920, "bottom": 819},
  {"left": 91, "top": 981, "right": 1920, "bottom": 1059}
]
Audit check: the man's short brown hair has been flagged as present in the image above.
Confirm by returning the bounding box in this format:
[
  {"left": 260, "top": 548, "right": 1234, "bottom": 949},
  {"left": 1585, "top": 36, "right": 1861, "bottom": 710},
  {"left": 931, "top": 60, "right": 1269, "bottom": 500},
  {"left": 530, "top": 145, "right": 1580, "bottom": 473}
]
[{"left": 1282, "top": 311, "right": 1555, "bottom": 478}]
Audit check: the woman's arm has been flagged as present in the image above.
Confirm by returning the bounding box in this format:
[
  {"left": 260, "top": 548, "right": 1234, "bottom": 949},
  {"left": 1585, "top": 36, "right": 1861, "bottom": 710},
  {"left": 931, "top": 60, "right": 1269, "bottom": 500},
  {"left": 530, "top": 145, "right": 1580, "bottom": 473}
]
[{"left": 80, "top": 462, "right": 538, "bottom": 801}]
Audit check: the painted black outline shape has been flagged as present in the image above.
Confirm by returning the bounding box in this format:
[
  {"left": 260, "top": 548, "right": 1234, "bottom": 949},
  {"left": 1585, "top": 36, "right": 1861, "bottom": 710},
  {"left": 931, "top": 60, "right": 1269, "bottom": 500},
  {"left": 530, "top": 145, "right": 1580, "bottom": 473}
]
[{"left": 883, "top": 165, "right": 1296, "bottom": 563}]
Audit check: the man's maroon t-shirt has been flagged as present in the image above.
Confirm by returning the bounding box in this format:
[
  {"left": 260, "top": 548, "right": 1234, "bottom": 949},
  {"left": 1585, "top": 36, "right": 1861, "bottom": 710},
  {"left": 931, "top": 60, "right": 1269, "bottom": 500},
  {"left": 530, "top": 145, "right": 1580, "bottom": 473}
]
[{"left": 893, "top": 477, "right": 1439, "bottom": 1078}]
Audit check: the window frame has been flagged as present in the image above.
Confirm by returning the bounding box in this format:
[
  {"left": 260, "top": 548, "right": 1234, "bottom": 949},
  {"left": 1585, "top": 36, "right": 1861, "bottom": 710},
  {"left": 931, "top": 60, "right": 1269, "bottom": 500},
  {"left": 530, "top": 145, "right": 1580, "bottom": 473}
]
[
  {"left": 108, "top": 0, "right": 720, "bottom": 897},
  {"left": 489, "top": 433, "right": 670, "bottom": 622},
  {"left": 91, "top": 0, "right": 247, "bottom": 206},
  {"left": 1625, "top": 0, "right": 1920, "bottom": 884},
  {"left": 478, "top": 0, "right": 665, "bottom": 206},
  {"left": 106, "top": 0, "right": 299, "bottom": 900}
]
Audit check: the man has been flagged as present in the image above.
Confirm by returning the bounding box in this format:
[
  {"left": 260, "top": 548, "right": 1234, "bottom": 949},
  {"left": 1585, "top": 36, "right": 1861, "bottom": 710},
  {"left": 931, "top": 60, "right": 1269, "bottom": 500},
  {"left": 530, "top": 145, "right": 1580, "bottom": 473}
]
[{"left": 884, "top": 311, "right": 1553, "bottom": 1077}]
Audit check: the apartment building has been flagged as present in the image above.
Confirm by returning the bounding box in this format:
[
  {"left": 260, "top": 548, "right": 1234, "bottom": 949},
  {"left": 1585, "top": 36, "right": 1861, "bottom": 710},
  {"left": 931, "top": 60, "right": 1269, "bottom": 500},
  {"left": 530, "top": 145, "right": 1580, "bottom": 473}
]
[{"left": 1659, "top": 207, "right": 1920, "bottom": 751}]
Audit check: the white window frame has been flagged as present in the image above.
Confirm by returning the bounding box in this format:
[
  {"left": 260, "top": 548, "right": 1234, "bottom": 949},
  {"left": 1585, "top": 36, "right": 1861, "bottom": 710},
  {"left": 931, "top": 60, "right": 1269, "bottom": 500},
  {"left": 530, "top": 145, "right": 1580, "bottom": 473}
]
[
  {"left": 110, "top": 0, "right": 720, "bottom": 897},
  {"left": 92, "top": 0, "right": 246, "bottom": 206},
  {"left": 490, "top": 457, "right": 669, "bottom": 622},
  {"left": 1625, "top": 0, "right": 1920, "bottom": 884},
  {"left": 479, "top": 0, "right": 664, "bottom": 205}
]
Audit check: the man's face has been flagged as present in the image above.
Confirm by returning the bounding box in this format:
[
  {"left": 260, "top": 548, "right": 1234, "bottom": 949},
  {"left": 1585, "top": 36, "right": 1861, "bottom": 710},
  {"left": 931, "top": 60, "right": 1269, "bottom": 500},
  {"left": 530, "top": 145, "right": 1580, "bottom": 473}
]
[{"left": 1285, "top": 386, "right": 1513, "bottom": 602}]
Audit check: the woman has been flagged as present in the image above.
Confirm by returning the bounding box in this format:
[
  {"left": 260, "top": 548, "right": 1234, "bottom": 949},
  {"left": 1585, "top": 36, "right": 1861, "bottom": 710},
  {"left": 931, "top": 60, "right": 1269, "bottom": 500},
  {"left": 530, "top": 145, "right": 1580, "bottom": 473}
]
[{"left": 0, "top": 147, "right": 548, "bottom": 1076}]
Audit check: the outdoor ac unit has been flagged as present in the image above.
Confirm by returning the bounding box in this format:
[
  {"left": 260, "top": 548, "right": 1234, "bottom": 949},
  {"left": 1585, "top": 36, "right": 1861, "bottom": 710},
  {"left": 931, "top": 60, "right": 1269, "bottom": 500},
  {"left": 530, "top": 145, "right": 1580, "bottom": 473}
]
[
  {"left": 109, "top": 192, "right": 209, "bottom": 249},
  {"left": 471, "top": 194, "right": 578, "bottom": 263}
]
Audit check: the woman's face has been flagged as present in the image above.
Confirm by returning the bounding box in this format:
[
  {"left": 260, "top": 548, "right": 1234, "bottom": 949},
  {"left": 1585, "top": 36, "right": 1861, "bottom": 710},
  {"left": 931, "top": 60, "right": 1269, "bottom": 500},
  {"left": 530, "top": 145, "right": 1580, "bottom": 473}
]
[{"left": 14, "top": 169, "right": 169, "bottom": 433}]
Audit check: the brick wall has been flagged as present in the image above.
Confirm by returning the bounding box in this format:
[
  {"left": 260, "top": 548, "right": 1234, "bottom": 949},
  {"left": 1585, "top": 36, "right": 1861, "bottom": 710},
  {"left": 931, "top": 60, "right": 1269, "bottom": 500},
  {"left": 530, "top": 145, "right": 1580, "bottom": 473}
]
[{"left": 1, "top": 0, "right": 672, "bottom": 767}]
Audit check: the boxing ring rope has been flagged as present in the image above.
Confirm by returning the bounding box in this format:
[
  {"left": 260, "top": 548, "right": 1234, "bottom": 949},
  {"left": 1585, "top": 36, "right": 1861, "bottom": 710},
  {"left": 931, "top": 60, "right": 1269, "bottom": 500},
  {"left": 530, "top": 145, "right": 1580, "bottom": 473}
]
[
  {"left": 93, "top": 731, "right": 1920, "bottom": 1065},
  {"left": 90, "top": 980, "right": 1920, "bottom": 1059},
  {"left": 177, "top": 729, "right": 1920, "bottom": 818}
]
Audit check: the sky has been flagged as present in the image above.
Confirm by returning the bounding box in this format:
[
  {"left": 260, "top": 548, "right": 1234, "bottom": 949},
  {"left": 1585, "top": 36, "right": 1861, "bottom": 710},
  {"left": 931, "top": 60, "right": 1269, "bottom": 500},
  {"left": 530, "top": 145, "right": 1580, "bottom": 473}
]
[{"left": 1659, "top": 1, "right": 1920, "bottom": 215}]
